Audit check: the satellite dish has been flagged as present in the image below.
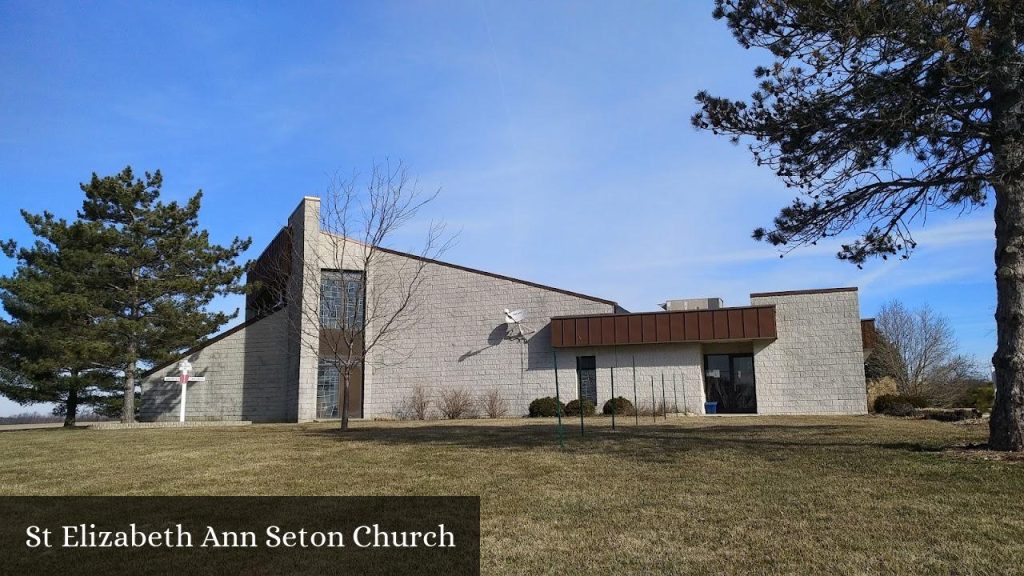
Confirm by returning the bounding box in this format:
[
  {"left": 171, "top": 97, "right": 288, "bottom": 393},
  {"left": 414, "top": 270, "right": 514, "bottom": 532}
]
[{"left": 503, "top": 308, "right": 533, "bottom": 341}]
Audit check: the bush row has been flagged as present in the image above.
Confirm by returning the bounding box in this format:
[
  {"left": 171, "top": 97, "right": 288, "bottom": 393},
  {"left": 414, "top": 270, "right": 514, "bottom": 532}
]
[{"left": 527, "top": 396, "right": 636, "bottom": 417}]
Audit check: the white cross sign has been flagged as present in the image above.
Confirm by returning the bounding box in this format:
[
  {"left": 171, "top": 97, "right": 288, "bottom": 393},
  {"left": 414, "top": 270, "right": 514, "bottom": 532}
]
[{"left": 163, "top": 360, "right": 206, "bottom": 423}]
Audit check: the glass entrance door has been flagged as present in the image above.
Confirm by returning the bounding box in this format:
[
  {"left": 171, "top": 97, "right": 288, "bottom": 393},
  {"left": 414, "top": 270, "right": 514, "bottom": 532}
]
[{"left": 703, "top": 354, "right": 757, "bottom": 414}]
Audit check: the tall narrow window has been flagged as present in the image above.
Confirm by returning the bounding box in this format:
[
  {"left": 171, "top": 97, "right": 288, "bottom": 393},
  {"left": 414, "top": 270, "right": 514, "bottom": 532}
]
[
  {"left": 316, "top": 360, "right": 340, "bottom": 419},
  {"left": 320, "top": 270, "right": 364, "bottom": 330}
]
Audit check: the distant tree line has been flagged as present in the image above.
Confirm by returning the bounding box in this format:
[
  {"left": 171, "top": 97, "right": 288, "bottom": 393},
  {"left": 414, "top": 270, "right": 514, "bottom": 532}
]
[{"left": 0, "top": 167, "right": 250, "bottom": 425}]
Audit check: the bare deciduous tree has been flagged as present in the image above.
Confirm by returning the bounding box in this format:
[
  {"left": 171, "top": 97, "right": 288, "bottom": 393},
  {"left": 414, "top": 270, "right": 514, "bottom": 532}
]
[
  {"left": 292, "top": 161, "right": 451, "bottom": 430},
  {"left": 873, "top": 300, "right": 977, "bottom": 401}
]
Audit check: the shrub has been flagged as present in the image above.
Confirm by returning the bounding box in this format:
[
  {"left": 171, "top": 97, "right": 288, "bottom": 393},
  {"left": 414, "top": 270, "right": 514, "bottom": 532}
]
[
  {"left": 965, "top": 385, "right": 994, "bottom": 414},
  {"left": 602, "top": 396, "right": 635, "bottom": 416},
  {"left": 917, "top": 408, "right": 981, "bottom": 422},
  {"left": 395, "top": 385, "right": 432, "bottom": 420},
  {"left": 479, "top": 389, "right": 509, "bottom": 419},
  {"left": 528, "top": 397, "right": 565, "bottom": 417},
  {"left": 564, "top": 399, "right": 595, "bottom": 417},
  {"left": 874, "top": 394, "right": 927, "bottom": 416},
  {"left": 438, "top": 388, "right": 475, "bottom": 419}
]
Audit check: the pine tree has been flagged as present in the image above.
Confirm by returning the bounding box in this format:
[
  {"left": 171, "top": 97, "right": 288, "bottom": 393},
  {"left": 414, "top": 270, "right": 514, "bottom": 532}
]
[
  {"left": 1, "top": 213, "right": 118, "bottom": 426},
  {"left": 77, "top": 167, "right": 251, "bottom": 423},
  {"left": 693, "top": 1, "right": 1024, "bottom": 450}
]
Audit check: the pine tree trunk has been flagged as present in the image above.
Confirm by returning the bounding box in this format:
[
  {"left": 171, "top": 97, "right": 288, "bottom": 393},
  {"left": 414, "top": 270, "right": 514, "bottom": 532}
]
[
  {"left": 990, "top": 172, "right": 1024, "bottom": 451},
  {"left": 988, "top": 3, "right": 1024, "bottom": 452},
  {"left": 121, "top": 343, "right": 137, "bottom": 424},
  {"left": 64, "top": 387, "right": 78, "bottom": 428},
  {"left": 340, "top": 369, "right": 351, "bottom": 431}
]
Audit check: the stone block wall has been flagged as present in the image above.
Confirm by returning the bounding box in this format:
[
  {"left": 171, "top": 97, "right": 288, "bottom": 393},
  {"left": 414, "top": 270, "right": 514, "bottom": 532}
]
[
  {"left": 361, "top": 250, "right": 617, "bottom": 418},
  {"left": 750, "top": 289, "right": 867, "bottom": 414},
  {"left": 139, "top": 309, "right": 293, "bottom": 422}
]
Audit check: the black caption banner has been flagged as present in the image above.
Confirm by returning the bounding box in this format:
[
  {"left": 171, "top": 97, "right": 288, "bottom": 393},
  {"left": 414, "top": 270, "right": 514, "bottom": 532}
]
[{"left": 0, "top": 496, "right": 480, "bottom": 575}]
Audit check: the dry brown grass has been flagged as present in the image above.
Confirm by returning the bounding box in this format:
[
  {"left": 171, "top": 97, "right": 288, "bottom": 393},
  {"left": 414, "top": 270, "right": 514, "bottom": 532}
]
[{"left": 2, "top": 416, "right": 1022, "bottom": 575}]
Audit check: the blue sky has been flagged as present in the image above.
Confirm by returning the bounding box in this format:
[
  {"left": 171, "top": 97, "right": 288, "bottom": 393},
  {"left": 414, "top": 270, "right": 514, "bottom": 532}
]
[{"left": 0, "top": 2, "right": 996, "bottom": 416}]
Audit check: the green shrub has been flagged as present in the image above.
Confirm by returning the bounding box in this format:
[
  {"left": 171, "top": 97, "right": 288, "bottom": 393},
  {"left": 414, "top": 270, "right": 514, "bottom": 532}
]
[
  {"left": 602, "top": 396, "right": 635, "bottom": 415},
  {"left": 528, "top": 397, "right": 565, "bottom": 417},
  {"left": 965, "top": 385, "right": 994, "bottom": 414},
  {"left": 564, "top": 399, "right": 595, "bottom": 417},
  {"left": 874, "top": 394, "right": 926, "bottom": 416}
]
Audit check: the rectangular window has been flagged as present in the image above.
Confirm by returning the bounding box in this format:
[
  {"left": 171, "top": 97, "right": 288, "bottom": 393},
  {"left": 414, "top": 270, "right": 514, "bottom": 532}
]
[
  {"left": 316, "top": 360, "right": 340, "bottom": 419},
  {"left": 576, "top": 356, "right": 597, "bottom": 405},
  {"left": 320, "top": 270, "right": 364, "bottom": 330}
]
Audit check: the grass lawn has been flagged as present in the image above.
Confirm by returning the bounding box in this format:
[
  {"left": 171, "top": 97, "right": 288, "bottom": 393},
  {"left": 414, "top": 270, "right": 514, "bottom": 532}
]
[{"left": 1, "top": 415, "right": 1022, "bottom": 575}]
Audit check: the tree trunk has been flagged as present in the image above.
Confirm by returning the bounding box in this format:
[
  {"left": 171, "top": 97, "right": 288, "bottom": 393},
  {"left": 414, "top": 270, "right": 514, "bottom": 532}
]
[
  {"left": 121, "top": 342, "right": 137, "bottom": 424},
  {"left": 340, "top": 368, "right": 351, "bottom": 431},
  {"left": 64, "top": 387, "right": 78, "bottom": 428},
  {"left": 988, "top": 2, "right": 1024, "bottom": 452},
  {"left": 990, "top": 173, "right": 1024, "bottom": 451}
]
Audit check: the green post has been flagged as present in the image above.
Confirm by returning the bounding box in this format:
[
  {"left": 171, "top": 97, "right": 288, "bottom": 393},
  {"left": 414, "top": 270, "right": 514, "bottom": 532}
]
[
  {"left": 679, "top": 373, "right": 688, "bottom": 412},
  {"left": 610, "top": 361, "right": 616, "bottom": 431},
  {"left": 662, "top": 373, "right": 668, "bottom": 420},
  {"left": 552, "top": 351, "right": 564, "bottom": 449},
  {"left": 650, "top": 376, "right": 657, "bottom": 423},
  {"left": 632, "top": 356, "right": 639, "bottom": 425},
  {"left": 672, "top": 373, "right": 679, "bottom": 414},
  {"left": 576, "top": 365, "right": 585, "bottom": 437}
]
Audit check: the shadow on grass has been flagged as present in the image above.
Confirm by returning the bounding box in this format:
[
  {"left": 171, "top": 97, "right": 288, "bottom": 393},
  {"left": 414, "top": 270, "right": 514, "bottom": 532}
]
[{"left": 298, "top": 420, "right": 931, "bottom": 462}]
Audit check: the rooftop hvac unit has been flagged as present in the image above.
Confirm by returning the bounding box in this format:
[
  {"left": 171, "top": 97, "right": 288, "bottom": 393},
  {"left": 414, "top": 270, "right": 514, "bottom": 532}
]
[{"left": 659, "top": 298, "right": 724, "bottom": 312}]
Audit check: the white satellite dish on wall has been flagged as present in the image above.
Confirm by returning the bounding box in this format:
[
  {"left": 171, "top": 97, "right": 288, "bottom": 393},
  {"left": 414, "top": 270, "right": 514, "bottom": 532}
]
[{"left": 503, "top": 308, "right": 533, "bottom": 341}]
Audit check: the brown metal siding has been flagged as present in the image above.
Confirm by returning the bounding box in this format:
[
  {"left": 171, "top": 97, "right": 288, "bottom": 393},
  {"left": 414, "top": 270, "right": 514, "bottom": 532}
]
[
  {"left": 576, "top": 318, "right": 589, "bottom": 346},
  {"left": 728, "top": 309, "right": 744, "bottom": 339},
  {"left": 656, "top": 314, "right": 671, "bottom": 341},
  {"left": 684, "top": 313, "right": 700, "bottom": 340},
  {"left": 641, "top": 315, "right": 657, "bottom": 343},
  {"left": 669, "top": 313, "right": 685, "bottom": 340},
  {"left": 713, "top": 310, "right": 729, "bottom": 339},
  {"left": 758, "top": 307, "right": 777, "bottom": 338},
  {"left": 743, "top": 308, "right": 759, "bottom": 338},
  {"left": 615, "top": 316, "right": 629, "bottom": 344},
  {"left": 601, "top": 317, "right": 616, "bottom": 345},
  {"left": 698, "top": 311, "right": 714, "bottom": 340},
  {"left": 550, "top": 304, "right": 779, "bottom": 347},
  {"left": 628, "top": 316, "right": 643, "bottom": 343}
]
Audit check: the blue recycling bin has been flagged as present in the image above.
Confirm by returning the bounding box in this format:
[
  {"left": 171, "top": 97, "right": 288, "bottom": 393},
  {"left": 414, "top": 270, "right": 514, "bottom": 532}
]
[{"left": 704, "top": 401, "right": 718, "bottom": 415}]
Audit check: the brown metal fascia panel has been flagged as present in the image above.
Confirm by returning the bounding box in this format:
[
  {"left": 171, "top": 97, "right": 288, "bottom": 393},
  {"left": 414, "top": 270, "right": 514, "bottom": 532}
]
[
  {"left": 712, "top": 310, "right": 729, "bottom": 339},
  {"left": 684, "top": 312, "right": 700, "bottom": 340},
  {"left": 576, "top": 318, "right": 589, "bottom": 346},
  {"left": 641, "top": 315, "right": 657, "bottom": 343},
  {"left": 669, "top": 312, "right": 685, "bottom": 341},
  {"left": 615, "top": 316, "right": 630, "bottom": 344},
  {"left": 742, "top": 308, "right": 759, "bottom": 339},
  {"left": 758, "top": 307, "right": 777, "bottom": 338},
  {"left": 551, "top": 319, "right": 563, "bottom": 347},
  {"left": 656, "top": 314, "right": 671, "bottom": 341},
  {"left": 564, "top": 318, "right": 576, "bottom": 346},
  {"left": 589, "top": 317, "right": 602, "bottom": 346},
  {"left": 698, "top": 311, "right": 714, "bottom": 340},
  {"left": 628, "top": 316, "right": 643, "bottom": 343},
  {"left": 601, "top": 316, "right": 616, "bottom": 345},
  {"left": 727, "top": 309, "right": 744, "bottom": 339}
]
